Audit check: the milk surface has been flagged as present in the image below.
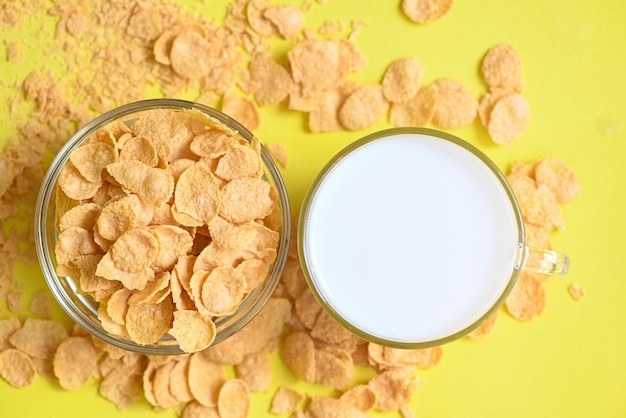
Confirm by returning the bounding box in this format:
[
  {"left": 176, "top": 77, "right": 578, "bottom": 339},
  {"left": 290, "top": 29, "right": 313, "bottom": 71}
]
[{"left": 301, "top": 133, "right": 520, "bottom": 343}]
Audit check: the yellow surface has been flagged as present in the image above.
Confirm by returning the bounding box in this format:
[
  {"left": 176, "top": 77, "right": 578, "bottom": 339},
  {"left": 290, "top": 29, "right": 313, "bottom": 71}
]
[{"left": 1, "top": 0, "right": 625, "bottom": 417}]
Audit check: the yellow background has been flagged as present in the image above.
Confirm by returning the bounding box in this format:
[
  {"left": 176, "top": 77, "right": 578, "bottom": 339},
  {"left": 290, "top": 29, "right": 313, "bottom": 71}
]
[{"left": 1, "top": 0, "right": 625, "bottom": 417}]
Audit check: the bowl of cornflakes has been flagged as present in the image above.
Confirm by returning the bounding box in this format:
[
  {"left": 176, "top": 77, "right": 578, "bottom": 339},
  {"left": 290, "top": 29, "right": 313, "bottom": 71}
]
[{"left": 35, "top": 99, "right": 291, "bottom": 355}]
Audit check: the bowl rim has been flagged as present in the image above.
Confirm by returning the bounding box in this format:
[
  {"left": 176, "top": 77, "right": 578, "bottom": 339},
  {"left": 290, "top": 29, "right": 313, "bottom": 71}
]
[{"left": 34, "top": 98, "right": 291, "bottom": 355}]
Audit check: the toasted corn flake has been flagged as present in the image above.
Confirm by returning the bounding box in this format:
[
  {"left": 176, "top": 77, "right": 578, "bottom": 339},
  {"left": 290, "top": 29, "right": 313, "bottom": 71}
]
[
  {"left": 282, "top": 331, "right": 316, "bottom": 383},
  {"left": 235, "top": 350, "right": 273, "bottom": 392},
  {"left": 169, "top": 310, "right": 216, "bottom": 353},
  {"left": 534, "top": 157, "right": 581, "bottom": 204},
  {"left": 174, "top": 160, "right": 221, "bottom": 225},
  {"left": 431, "top": 78, "right": 477, "bottom": 129},
  {"left": 125, "top": 297, "right": 174, "bottom": 345},
  {"left": 314, "top": 346, "right": 354, "bottom": 389},
  {"left": 265, "top": 142, "right": 289, "bottom": 168},
  {"left": 487, "top": 93, "right": 530, "bottom": 145},
  {"left": 53, "top": 336, "right": 99, "bottom": 390},
  {"left": 382, "top": 58, "right": 424, "bottom": 104},
  {"left": 271, "top": 386, "right": 305, "bottom": 414},
  {"left": 338, "top": 84, "right": 388, "bottom": 131},
  {"left": 217, "top": 379, "right": 250, "bottom": 418},
  {"left": 340, "top": 384, "right": 378, "bottom": 412},
  {"left": 219, "top": 178, "right": 274, "bottom": 224},
  {"left": 214, "top": 143, "right": 262, "bottom": 181},
  {"left": 368, "top": 367, "right": 421, "bottom": 412},
  {"left": 402, "top": 0, "right": 454, "bottom": 23},
  {"left": 481, "top": 44, "right": 523, "bottom": 92},
  {"left": 221, "top": 92, "right": 261, "bottom": 131},
  {"left": 467, "top": 312, "right": 499, "bottom": 339},
  {"left": 249, "top": 52, "right": 293, "bottom": 107},
  {"left": 188, "top": 353, "right": 225, "bottom": 407},
  {"left": 505, "top": 271, "right": 546, "bottom": 321},
  {"left": 264, "top": 5, "right": 303, "bottom": 39},
  {"left": 568, "top": 282, "right": 585, "bottom": 300},
  {"left": 109, "top": 228, "right": 160, "bottom": 273},
  {"left": 389, "top": 83, "right": 439, "bottom": 127},
  {"left": 69, "top": 141, "right": 118, "bottom": 183},
  {"left": 58, "top": 161, "right": 102, "bottom": 200},
  {"left": 9, "top": 318, "right": 68, "bottom": 360},
  {"left": 0, "top": 348, "right": 36, "bottom": 388},
  {"left": 169, "top": 31, "right": 215, "bottom": 80}
]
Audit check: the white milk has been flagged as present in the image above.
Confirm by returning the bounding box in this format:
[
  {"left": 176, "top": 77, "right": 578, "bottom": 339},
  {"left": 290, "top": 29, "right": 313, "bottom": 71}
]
[{"left": 301, "top": 132, "right": 521, "bottom": 343}]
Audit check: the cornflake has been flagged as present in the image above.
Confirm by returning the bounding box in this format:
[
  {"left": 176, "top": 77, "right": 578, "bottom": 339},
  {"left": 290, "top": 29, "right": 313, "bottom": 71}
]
[
  {"left": 389, "top": 83, "right": 439, "bottom": 127},
  {"left": 467, "top": 312, "right": 499, "bottom": 339},
  {"left": 505, "top": 271, "right": 547, "bottom": 321},
  {"left": 487, "top": 93, "right": 530, "bottom": 145},
  {"left": 338, "top": 84, "right": 388, "bottom": 131},
  {"left": 53, "top": 336, "right": 99, "bottom": 390},
  {"left": 402, "top": 0, "right": 455, "bottom": 24},
  {"left": 8, "top": 318, "right": 68, "bottom": 360},
  {"left": 382, "top": 58, "right": 424, "bottom": 104},
  {"left": 217, "top": 379, "right": 250, "bottom": 418},
  {"left": 0, "top": 348, "right": 37, "bottom": 388},
  {"left": 431, "top": 78, "right": 477, "bottom": 129},
  {"left": 568, "top": 282, "right": 585, "bottom": 301},
  {"left": 481, "top": 44, "right": 523, "bottom": 92},
  {"left": 271, "top": 386, "right": 305, "bottom": 415},
  {"left": 266, "top": 142, "right": 289, "bottom": 167},
  {"left": 340, "top": 384, "right": 378, "bottom": 412}
]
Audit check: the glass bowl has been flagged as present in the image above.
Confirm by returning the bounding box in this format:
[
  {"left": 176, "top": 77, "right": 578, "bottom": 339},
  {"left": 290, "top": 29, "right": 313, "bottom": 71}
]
[{"left": 35, "top": 99, "right": 291, "bottom": 355}]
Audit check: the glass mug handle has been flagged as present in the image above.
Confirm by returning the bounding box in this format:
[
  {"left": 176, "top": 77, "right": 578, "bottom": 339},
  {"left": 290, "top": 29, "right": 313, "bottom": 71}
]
[{"left": 521, "top": 245, "right": 570, "bottom": 275}]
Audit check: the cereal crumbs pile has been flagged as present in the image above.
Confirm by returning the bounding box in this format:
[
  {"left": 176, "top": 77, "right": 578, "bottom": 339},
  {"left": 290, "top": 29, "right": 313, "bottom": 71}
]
[{"left": 0, "top": 0, "right": 580, "bottom": 417}]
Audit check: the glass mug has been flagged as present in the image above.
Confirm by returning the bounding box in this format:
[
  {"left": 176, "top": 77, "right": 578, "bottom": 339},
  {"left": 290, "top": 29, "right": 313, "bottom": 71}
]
[{"left": 298, "top": 128, "right": 569, "bottom": 349}]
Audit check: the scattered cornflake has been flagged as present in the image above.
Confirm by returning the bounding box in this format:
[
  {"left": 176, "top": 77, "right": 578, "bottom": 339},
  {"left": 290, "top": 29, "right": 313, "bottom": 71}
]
[
  {"left": 169, "top": 310, "right": 217, "bottom": 353},
  {"left": 29, "top": 291, "right": 52, "bottom": 318},
  {"left": 187, "top": 353, "right": 226, "bottom": 407},
  {"left": 281, "top": 331, "right": 316, "bottom": 383},
  {"left": 487, "top": 93, "right": 531, "bottom": 145},
  {"left": 181, "top": 401, "right": 220, "bottom": 418},
  {"left": 234, "top": 350, "right": 273, "bottom": 392},
  {"left": 307, "top": 396, "right": 370, "bottom": 418},
  {"left": 314, "top": 345, "right": 354, "bottom": 389},
  {"left": 271, "top": 386, "right": 306, "bottom": 415},
  {"left": 402, "top": 0, "right": 455, "bottom": 24},
  {"left": 53, "top": 336, "right": 99, "bottom": 390},
  {"left": 368, "top": 367, "right": 421, "bottom": 412},
  {"left": 481, "top": 44, "right": 523, "bottom": 93},
  {"left": 431, "top": 78, "right": 477, "bottom": 129},
  {"left": 505, "top": 271, "right": 547, "bottom": 321},
  {"left": 264, "top": 5, "right": 304, "bottom": 39},
  {"left": 467, "top": 312, "right": 499, "bottom": 339},
  {"left": 0, "top": 348, "right": 36, "bottom": 388},
  {"left": 568, "top": 282, "right": 585, "bottom": 301},
  {"left": 382, "top": 58, "right": 424, "bottom": 104},
  {"left": 338, "top": 84, "right": 388, "bottom": 131},
  {"left": 217, "top": 379, "right": 250, "bottom": 418},
  {"left": 8, "top": 318, "right": 68, "bottom": 360},
  {"left": 221, "top": 91, "right": 261, "bottom": 131},
  {"left": 0, "top": 317, "right": 21, "bottom": 351},
  {"left": 247, "top": 52, "right": 294, "bottom": 107},
  {"left": 534, "top": 157, "right": 581, "bottom": 204},
  {"left": 319, "top": 20, "right": 344, "bottom": 36},
  {"left": 389, "top": 83, "right": 439, "bottom": 127},
  {"left": 340, "top": 384, "right": 378, "bottom": 412},
  {"left": 266, "top": 142, "right": 289, "bottom": 168}
]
